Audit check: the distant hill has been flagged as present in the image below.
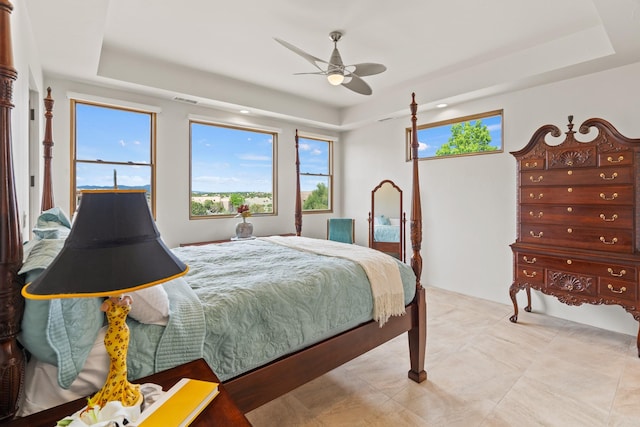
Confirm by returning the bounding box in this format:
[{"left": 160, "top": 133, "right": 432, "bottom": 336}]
[{"left": 78, "top": 185, "right": 151, "bottom": 191}]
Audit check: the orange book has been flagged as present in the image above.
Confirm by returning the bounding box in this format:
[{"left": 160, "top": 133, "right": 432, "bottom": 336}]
[{"left": 136, "top": 378, "right": 219, "bottom": 426}]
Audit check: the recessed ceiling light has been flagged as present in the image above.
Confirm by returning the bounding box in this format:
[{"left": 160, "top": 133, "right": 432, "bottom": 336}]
[
  {"left": 436, "top": 103, "right": 448, "bottom": 109},
  {"left": 240, "top": 109, "right": 250, "bottom": 114}
]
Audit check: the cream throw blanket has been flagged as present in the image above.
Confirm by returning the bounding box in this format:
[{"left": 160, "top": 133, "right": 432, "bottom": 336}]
[{"left": 260, "top": 236, "right": 406, "bottom": 326}]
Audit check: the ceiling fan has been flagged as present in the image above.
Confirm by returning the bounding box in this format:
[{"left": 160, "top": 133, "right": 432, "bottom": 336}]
[{"left": 274, "top": 31, "right": 386, "bottom": 96}]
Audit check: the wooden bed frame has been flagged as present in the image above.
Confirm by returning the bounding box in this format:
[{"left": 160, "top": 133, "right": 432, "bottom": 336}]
[{"left": 0, "top": 1, "right": 426, "bottom": 419}]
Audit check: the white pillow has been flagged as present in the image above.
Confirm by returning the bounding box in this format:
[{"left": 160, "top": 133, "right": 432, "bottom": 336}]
[
  {"left": 389, "top": 217, "right": 400, "bottom": 226},
  {"left": 125, "top": 285, "right": 170, "bottom": 326}
]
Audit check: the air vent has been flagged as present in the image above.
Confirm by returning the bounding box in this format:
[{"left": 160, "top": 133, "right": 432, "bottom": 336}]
[
  {"left": 173, "top": 96, "right": 198, "bottom": 104},
  {"left": 378, "top": 117, "right": 394, "bottom": 122}
]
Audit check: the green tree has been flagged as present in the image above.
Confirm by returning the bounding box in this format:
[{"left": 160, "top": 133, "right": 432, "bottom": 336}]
[
  {"left": 191, "top": 200, "right": 206, "bottom": 216},
  {"left": 204, "top": 199, "right": 224, "bottom": 213},
  {"left": 214, "top": 201, "right": 225, "bottom": 213},
  {"left": 250, "top": 204, "right": 266, "bottom": 214},
  {"left": 436, "top": 120, "right": 496, "bottom": 156},
  {"left": 229, "top": 193, "right": 245, "bottom": 210},
  {"left": 303, "top": 183, "right": 329, "bottom": 210}
]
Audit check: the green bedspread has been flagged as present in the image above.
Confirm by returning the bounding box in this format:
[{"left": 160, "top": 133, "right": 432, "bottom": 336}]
[
  {"left": 20, "top": 230, "right": 417, "bottom": 387},
  {"left": 143, "top": 238, "right": 417, "bottom": 381}
]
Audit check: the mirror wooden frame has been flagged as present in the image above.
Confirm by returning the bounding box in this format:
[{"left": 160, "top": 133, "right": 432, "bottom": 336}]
[{"left": 368, "top": 179, "right": 405, "bottom": 261}]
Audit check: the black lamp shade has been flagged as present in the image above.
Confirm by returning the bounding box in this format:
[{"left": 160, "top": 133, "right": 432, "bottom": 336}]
[{"left": 22, "top": 190, "right": 188, "bottom": 299}]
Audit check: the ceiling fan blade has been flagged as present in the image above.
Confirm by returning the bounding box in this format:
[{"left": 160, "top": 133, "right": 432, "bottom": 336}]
[
  {"left": 274, "top": 38, "right": 327, "bottom": 71},
  {"left": 342, "top": 73, "right": 373, "bottom": 95},
  {"left": 350, "top": 63, "right": 386, "bottom": 77},
  {"left": 294, "top": 71, "right": 327, "bottom": 76}
]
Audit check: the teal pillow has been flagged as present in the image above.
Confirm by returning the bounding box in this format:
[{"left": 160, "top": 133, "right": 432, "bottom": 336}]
[
  {"left": 19, "top": 270, "right": 56, "bottom": 365},
  {"left": 18, "top": 209, "right": 106, "bottom": 389},
  {"left": 20, "top": 264, "right": 105, "bottom": 389}
]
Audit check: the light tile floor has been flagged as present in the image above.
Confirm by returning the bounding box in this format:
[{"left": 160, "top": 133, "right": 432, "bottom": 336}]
[{"left": 246, "top": 287, "right": 640, "bottom": 426}]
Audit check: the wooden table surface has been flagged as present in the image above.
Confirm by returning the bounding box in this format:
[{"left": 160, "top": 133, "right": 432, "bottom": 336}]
[{"left": 5, "top": 358, "right": 252, "bottom": 426}]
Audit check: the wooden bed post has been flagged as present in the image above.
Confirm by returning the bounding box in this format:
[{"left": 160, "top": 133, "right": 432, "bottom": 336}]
[
  {"left": 294, "top": 129, "right": 302, "bottom": 236},
  {"left": 0, "top": 0, "right": 26, "bottom": 420},
  {"left": 407, "top": 93, "right": 427, "bottom": 382},
  {"left": 41, "top": 87, "right": 55, "bottom": 211}
]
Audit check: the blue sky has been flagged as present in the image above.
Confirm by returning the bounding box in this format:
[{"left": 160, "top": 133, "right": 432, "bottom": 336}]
[
  {"left": 298, "top": 137, "right": 330, "bottom": 192},
  {"left": 416, "top": 114, "right": 502, "bottom": 158},
  {"left": 75, "top": 103, "right": 152, "bottom": 188},
  {"left": 191, "top": 123, "right": 274, "bottom": 193},
  {"left": 77, "top": 104, "right": 329, "bottom": 194}
]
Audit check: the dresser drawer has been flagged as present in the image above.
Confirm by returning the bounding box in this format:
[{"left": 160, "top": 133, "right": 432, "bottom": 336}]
[
  {"left": 546, "top": 269, "right": 597, "bottom": 296},
  {"left": 521, "top": 204, "right": 633, "bottom": 229},
  {"left": 599, "top": 151, "right": 634, "bottom": 167},
  {"left": 520, "top": 223, "right": 633, "bottom": 253},
  {"left": 521, "top": 167, "right": 634, "bottom": 187},
  {"left": 520, "top": 158, "right": 545, "bottom": 170},
  {"left": 598, "top": 277, "right": 638, "bottom": 303},
  {"left": 520, "top": 185, "right": 633, "bottom": 205},
  {"left": 514, "top": 251, "right": 638, "bottom": 283},
  {"left": 514, "top": 264, "right": 545, "bottom": 287}
]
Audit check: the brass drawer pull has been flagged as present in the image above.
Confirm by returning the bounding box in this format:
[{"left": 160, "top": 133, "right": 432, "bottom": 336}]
[
  {"left": 529, "top": 211, "right": 543, "bottom": 218},
  {"left": 522, "top": 270, "right": 537, "bottom": 278},
  {"left": 525, "top": 161, "right": 538, "bottom": 168},
  {"left": 529, "top": 193, "right": 544, "bottom": 200},
  {"left": 599, "top": 192, "right": 618, "bottom": 201},
  {"left": 607, "top": 284, "right": 627, "bottom": 294},
  {"left": 530, "top": 231, "right": 543, "bottom": 238},
  {"left": 523, "top": 256, "right": 536, "bottom": 264},
  {"left": 607, "top": 155, "right": 624, "bottom": 163},
  {"left": 599, "top": 172, "right": 618, "bottom": 181},
  {"left": 599, "top": 213, "right": 618, "bottom": 222},
  {"left": 529, "top": 176, "right": 543, "bottom": 183},
  {"left": 607, "top": 268, "right": 626, "bottom": 277},
  {"left": 600, "top": 237, "right": 618, "bottom": 245}
]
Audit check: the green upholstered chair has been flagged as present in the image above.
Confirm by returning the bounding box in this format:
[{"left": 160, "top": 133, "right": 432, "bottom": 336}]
[{"left": 327, "top": 218, "right": 355, "bottom": 244}]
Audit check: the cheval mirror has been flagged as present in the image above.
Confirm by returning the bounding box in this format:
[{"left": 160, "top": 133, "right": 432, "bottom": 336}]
[{"left": 368, "top": 180, "right": 405, "bottom": 261}]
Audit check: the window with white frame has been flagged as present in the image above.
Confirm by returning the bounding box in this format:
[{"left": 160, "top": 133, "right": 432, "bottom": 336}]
[{"left": 190, "top": 120, "right": 277, "bottom": 218}]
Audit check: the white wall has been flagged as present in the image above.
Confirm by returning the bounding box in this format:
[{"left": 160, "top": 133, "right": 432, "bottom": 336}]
[{"left": 342, "top": 61, "right": 640, "bottom": 337}]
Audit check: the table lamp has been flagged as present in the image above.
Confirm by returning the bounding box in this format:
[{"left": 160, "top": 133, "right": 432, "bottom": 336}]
[{"left": 22, "top": 189, "right": 188, "bottom": 409}]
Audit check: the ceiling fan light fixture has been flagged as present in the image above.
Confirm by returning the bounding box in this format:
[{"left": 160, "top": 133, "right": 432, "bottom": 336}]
[
  {"left": 327, "top": 72, "right": 345, "bottom": 86},
  {"left": 274, "top": 30, "right": 385, "bottom": 95}
]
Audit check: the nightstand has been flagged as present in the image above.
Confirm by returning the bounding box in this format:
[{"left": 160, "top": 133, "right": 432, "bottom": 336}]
[{"left": 7, "top": 358, "right": 251, "bottom": 426}]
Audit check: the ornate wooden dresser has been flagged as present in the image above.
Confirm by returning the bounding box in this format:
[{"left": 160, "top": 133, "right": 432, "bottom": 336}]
[{"left": 509, "top": 116, "right": 640, "bottom": 356}]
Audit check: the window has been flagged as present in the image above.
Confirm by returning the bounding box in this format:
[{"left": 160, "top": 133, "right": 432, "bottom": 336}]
[
  {"left": 407, "top": 110, "right": 503, "bottom": 160},
  {"left": 190, "top": 121, "right": 277, "bottom": 218},
  {"left": 298, "top": 135, "right": 332, "bottom": 212},
  {"left": 71, "top": 100, "right": 156, "bottom": 213}
]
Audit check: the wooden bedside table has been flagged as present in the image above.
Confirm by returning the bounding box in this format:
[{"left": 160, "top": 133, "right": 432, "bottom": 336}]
[{"left": 6, "top": 359, "right": 251, "bottom": 426}]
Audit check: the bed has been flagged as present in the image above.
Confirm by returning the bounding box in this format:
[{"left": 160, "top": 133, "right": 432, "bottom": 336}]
[
  {"left": 374, "top": 221, "right": 401, "bottom": 243},
  {"left": 0, "top": 3, "right": 426, "bottom": 421}
]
